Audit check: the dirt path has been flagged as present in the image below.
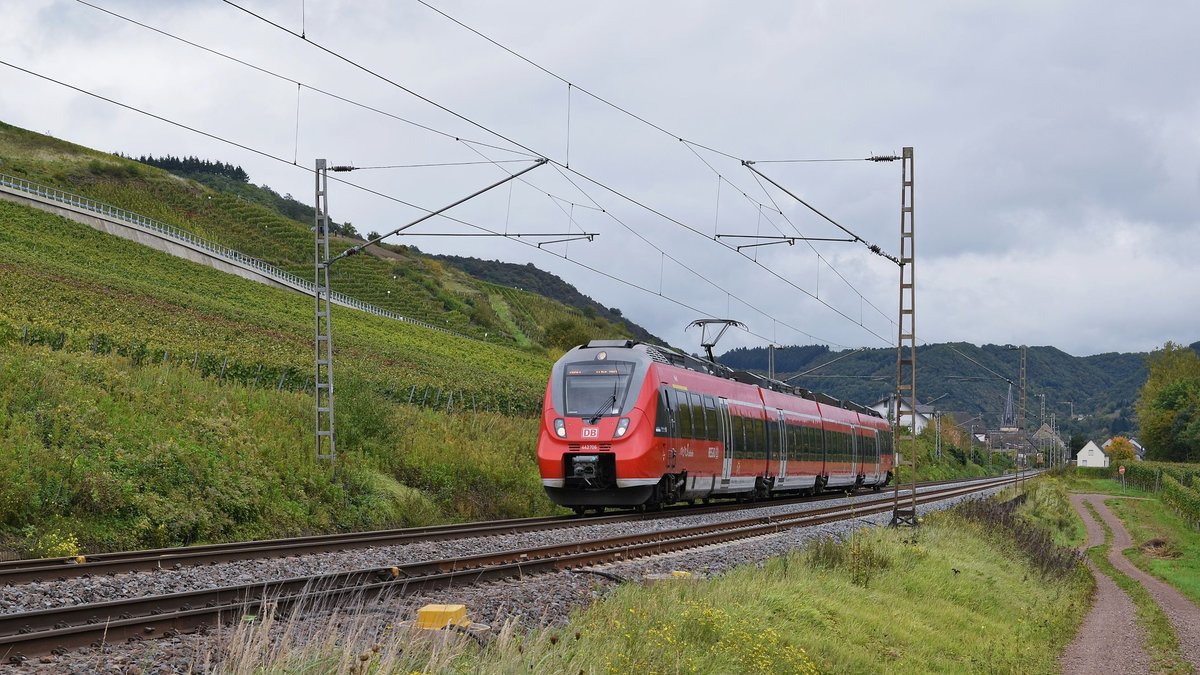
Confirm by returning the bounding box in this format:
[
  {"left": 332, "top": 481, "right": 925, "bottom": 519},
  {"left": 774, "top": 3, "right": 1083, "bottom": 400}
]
[
  {"left": 1085, "top": 494, "right": 1200, "bottom": 670},
  {"left": 1061, "top": 494, "right": 1151, "bottom": 674}
]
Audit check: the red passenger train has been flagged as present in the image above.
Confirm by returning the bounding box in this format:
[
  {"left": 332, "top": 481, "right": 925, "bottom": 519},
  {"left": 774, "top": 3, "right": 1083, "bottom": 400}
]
[{"left": 538, "top": 340, "right": 894, "bottom": 513}]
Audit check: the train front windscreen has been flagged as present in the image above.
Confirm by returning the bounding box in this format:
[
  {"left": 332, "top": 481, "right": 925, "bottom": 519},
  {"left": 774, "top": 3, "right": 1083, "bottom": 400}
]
[{"left": 562, "top": 361, "right": 637, "bottom": 420}]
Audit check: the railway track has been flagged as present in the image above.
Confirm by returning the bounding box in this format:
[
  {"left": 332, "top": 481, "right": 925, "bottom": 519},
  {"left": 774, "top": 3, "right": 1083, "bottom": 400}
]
[
  {"left": 0, "top": 474, "right": 1022, "bottom": 662},
  {"left": 0, "top": 475, "right": 995, "bottom": 585}
]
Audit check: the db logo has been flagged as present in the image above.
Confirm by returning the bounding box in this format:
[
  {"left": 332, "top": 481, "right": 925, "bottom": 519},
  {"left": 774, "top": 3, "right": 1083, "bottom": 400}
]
[{"left": 581, "top": 427, "right": 600, "bottom": 438}]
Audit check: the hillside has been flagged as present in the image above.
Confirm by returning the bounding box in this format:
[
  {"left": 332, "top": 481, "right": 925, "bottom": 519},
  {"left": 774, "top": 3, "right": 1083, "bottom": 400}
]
[
  {"left": 0, "top": 120, "right": 613, "bottom": 553},
  {"left": 0, "top": 120, "right": 647, "bottom": 353},
  {"left": 433, "top": 253, "right": 662, "bottom": 344},
  {"left": 717, "top": 342, "right": 1186, "bottom": 441}
]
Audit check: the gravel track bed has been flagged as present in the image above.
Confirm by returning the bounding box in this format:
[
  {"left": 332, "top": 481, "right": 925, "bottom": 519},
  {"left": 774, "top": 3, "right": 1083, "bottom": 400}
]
[
  {"left": 0, "top": 478, "right": 1004, "bottom": 616},
  {"left": 9, "top": 483, "right": 1007, "bottom": 673}
]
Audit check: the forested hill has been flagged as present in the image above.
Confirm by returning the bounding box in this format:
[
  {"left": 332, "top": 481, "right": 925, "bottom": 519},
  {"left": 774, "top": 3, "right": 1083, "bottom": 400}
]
[
  {"left": 718, "top": 342, "right": 1200, "bottom": 441},
  {"left": 434, "top": 254, "right": 663, "bottom": 344}
]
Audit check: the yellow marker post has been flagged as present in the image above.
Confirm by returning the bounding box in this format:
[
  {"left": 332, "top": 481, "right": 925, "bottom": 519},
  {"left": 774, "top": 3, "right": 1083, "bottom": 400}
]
[{"left": 416, "top": 604, "right": 471, "bottom": 630}]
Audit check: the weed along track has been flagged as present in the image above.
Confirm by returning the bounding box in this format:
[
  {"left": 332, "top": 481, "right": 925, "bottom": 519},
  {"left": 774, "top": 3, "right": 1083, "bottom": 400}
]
[{"left": 0, "top": 475, "right": 1016, "bottom": 663}]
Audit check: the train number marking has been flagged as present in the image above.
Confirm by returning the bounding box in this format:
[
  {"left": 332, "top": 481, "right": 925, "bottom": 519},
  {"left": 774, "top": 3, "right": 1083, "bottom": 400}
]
[{"left": 581, "top": 427, "right": 599, "bottom": 438}]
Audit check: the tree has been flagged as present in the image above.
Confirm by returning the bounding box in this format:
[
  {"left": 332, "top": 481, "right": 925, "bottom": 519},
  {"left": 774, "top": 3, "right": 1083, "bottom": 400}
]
[
  {"left": 1106, "top": 436, "right": 1137, "bottom": 464},
  {"left": 545, "top": 319, "right": 592, "bottom": 351},
  {"left": 1136, "top": 342, "right": 1200, "bottom": 461}
]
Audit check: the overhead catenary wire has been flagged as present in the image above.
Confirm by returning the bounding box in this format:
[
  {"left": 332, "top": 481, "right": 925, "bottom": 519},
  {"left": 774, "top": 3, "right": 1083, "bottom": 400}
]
[
  {"left": 414, "top": 0, "right": 898, "bottom": 337},
  {"left": 74, "top": 0, "right": 536, "bottom": 160},
  {"left": 0, "top": 58, "right": 829, "bottom": 352},
  {"left": 465, "top": 142, "right": 847, "bottom": 346},
  {"left": 685, "top": 141, "right": 895, "bottom": 329},
  {"left": 59, "top": 1, "right": 894, "bottom": 350},
  {"left": 743, "top": 161, "right": 901, "bottom": 266},
  {"left": 87, "top": 0, "right": 888, "bottom": 349},
  {"left": 339, "top": 159, "right": 535, "bottom": 170},
  {"left": 415, "top": 0, "right": 743, "bottom": 163},
  {"left": 219, "top": 0, "right": 888, "bottom": 346}
]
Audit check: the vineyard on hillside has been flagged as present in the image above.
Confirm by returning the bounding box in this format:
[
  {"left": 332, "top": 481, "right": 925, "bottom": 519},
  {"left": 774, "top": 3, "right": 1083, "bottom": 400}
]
[
  {"left": 0, "top": 120, "right": 649, "bottom": 352},
  {"left": 0, "top": 200, "right": 550, "bottom": 413}
]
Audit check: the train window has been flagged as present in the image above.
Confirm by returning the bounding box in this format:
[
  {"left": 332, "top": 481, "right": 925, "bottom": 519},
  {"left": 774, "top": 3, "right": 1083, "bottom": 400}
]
[
  {"left": 752, "top": 417, "right": 766, "bottom": 457},
  {"left": 689, "top": 393, "right": 706, "bottom": 440},
  {"left": 806, "top": 426, "right": 824, "bottom": 461},
  {"left": 674, "top": 389, "right": 693, "bottom": 438},
  {"left": 731, "top": 415, "right": 743, "bottom": 458},
  {"left": 563, "top": 360, "right": 636, "bottom": 418},
  {"left": 703, "top": 396, "right": 719, "bottom": 442}
]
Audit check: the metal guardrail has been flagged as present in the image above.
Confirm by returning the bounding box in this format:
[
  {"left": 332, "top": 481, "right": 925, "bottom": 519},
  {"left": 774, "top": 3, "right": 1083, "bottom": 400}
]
[{"left": 0, "top": 172, "right": 472, "bottom": 340}]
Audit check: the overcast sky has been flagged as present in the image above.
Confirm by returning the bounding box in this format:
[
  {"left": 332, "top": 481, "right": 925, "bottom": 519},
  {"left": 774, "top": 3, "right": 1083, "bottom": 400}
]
[{"left": 2, "top": 1, "right": 1197, "bottom": 356}]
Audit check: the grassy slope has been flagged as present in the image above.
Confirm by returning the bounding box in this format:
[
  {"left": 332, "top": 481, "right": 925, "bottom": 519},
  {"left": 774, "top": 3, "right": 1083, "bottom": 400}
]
[
  {"left": 225, "top": 485, "right": 1092, "bottom": 673},
  {"left": 530, "top": 484, "right": 1090, "bottom": 674},
  {"left": 0, "top": 195, "right": 562, "bottom": 554},
  {"left": 0, "top": 343, "right": 554, "bottom": 556},
  {"left": 892, "top": 422, "right": 1015, "bottom": 484},
  {"left": 0, "top": 121, "right": 639, "bottom": 351}
]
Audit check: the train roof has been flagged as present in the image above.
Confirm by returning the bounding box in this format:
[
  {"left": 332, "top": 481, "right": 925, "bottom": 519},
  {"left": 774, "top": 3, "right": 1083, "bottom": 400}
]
[{"left": 582, "top": 340, "right": 883, "bottom": 419}]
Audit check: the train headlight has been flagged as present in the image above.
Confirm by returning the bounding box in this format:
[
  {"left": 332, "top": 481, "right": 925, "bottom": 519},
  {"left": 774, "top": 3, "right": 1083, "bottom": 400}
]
[
  {"left": 554, "top": 418, "right": 567, "bottom": 438},
  {"left": 614, "top": 417, "right": 630, "bottom": 438}
]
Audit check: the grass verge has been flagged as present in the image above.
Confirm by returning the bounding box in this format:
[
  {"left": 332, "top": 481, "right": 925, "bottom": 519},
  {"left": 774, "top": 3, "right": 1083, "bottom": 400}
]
[
  {"left": 1062, "top": 474, "right": 1157, "bottom": 499},
  {"left": 1081, "top": 500, "right": 1191, "bottom": 674},
  {"left": 1106, "top": 496, "right": 1200, "bottom": 608},
  {"left": 216, "top": 490, "right": 1092, "bottom": 673}
]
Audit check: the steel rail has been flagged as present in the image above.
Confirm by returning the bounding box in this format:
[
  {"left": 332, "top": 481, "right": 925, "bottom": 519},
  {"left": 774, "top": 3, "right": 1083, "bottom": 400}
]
[
  {"left": 0, "top": 476, "right": 986, "bottom": 583},
  {"left": 0, "top": 475, "right": 1021, "bottom": 663}
]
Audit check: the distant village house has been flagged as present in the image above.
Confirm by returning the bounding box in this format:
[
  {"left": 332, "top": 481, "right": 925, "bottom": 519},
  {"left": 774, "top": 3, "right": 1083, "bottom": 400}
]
[{"left": 1076, "top": 440, "right": 1108, "bottom": 468}]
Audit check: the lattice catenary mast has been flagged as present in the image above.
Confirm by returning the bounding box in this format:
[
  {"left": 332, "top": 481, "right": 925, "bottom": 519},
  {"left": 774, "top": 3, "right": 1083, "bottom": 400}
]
[
  {"left": 891, "top": 147, "right": 918, "bottom": 527},
  {"left": 314, "top": 159, "right": 336, "bottom": 462}
]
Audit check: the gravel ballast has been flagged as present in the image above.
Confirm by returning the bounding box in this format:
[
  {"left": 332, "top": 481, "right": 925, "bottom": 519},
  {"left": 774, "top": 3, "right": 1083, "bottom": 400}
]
[{"left": 6, "top": 480, "right": 1009, "bottom": 672}]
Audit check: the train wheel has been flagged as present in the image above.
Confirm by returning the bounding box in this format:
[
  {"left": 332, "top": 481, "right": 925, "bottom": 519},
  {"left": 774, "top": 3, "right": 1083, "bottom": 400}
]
[{"left": 572, "top": 506, "right": 587, "bottom": 517}]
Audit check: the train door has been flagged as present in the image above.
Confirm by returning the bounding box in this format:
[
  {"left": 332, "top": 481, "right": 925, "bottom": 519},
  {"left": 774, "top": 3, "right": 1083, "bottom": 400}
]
[
  {"left": 872, "top": 431, "right": 882, "bottom": 480},
  {"left": 850, "top": 426, "right": 859, "bottom": 478},
  {"left": 777, "top": 410, "right": 788, "bottom": 481},
  {"left": 719, "top": 398, "right": 732, "bottom": 481},
  {"left": 658, "top": 385, "right": 677, "bottom": 469}
]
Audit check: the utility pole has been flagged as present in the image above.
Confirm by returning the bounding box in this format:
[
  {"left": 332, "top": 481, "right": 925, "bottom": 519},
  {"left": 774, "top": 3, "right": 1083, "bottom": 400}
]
[
  {"left": 1018, "top": 345, "right": 1027, "bottom": 430},
  {"left": 1061, "top": 400, "right": 1074, "bottom": 420},
  {"left": 891, "top": 146, "right": 918, "bottom": 528}
]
